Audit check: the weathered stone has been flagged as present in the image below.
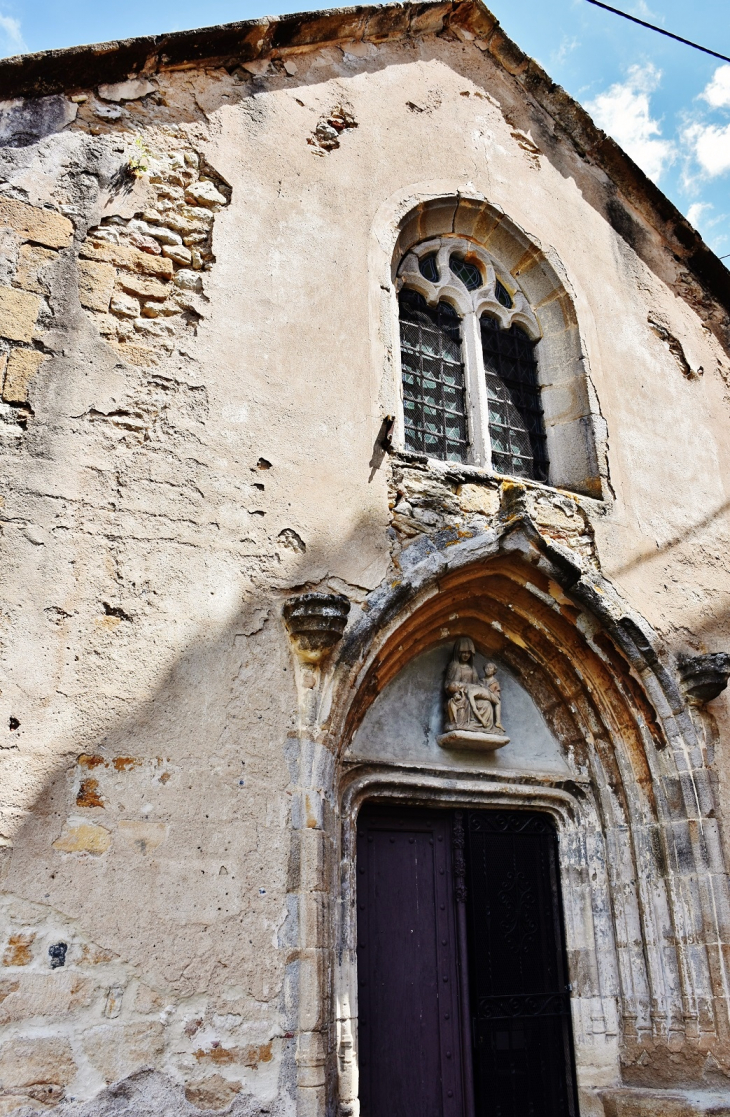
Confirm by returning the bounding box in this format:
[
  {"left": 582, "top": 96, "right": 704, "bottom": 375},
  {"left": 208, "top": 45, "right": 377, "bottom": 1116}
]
[
  {"left": 0, "top": 286, "right": 40, "bottom": 342},
  {"left": 117, "top": 273, "right": 170, "bottom": 301},
  {"left": 79, "top": 239, "right": 173, "bottom": 278},
  {"left": 128, "top": 218, "right": 182, "bottom": 245},
  {"left": 77, "top": 258, "right": 116, "bottom": 313},
  {"left": 83, "top": 1022, "right": 165, "bottom": 1084},
  {"left": 677, "top": 653, "right": 730, "bottom": 704},
  {"left": 97, "top": 77, "right": 156, "bottom": 102},
  {"left": 1, "top": 933, "right": 34, "bottom": 966},
  {"left": 185, "top": 181, "right": 227, "bottom": 208},
  {"left": 52, "top": 820, "right": 111, "bottom": 854},
  {"left": 2, "top": 347, "right": 46, "bottom": 403},
  {"left": 184, "top": 1074, "right": 242, "bottom": 1111},
  {"left": 110, "top": 292, "right": 140, "bottom": 318},
  {"left": 174, "top": 268, "right": 202, "bottom": 292},
  {"left": 162, "top": 244, "right": 192, "bottom": 265},
  {"left": 0, "top": 197, "right": 73, "bottom": 249},
  {"left": 283, "top": 593, "right": 351, "bottom": 663},
  {"left": 0, "top": 95, "right": 76, "bottom": 148},
  {"left": 117, "top": 820, "right": 167, "bottom": 853},
  {"left": 14, "top": 244, "right": 57, "bottom": 294},
  {"left": 0, "top": 1036, "right": 76, "bottom": 1088}
]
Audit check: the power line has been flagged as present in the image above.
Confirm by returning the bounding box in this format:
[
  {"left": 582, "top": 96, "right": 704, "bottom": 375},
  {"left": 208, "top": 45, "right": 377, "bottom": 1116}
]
[{"left": 584, "top": 0, "right": 730, "bottom": 65}]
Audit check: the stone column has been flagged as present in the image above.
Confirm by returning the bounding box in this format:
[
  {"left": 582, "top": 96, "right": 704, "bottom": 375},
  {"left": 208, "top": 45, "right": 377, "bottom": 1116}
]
[{"left": 282, "top": 594, "right": 350, "bottom": 1117}]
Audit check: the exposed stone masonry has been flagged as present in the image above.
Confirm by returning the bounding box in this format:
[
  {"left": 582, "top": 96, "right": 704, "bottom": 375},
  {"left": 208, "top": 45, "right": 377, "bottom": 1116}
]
[{"left": 77, "top": 146, "right": 230, "bottom": 369}]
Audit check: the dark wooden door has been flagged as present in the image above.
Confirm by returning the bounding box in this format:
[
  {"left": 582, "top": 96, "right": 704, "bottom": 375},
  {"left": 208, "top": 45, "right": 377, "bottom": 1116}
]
[
  {"left": 464, "top": 810, "right": 578, "bottom": 1117},
  {"left": 356, "top": 806, "right": 465, "bottom": 1117},
  {"left": 355, "top": 806, "right": 577, "bottom": 1117}
]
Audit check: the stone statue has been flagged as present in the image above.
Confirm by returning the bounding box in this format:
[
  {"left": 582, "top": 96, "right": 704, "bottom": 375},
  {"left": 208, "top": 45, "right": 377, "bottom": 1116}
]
[{"left": 439, "top": 637, "right": 509, "bottom": 750}]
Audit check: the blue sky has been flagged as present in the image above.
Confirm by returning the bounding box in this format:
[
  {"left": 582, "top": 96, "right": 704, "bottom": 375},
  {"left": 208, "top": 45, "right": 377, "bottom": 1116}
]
[{"left": 3, "top": 0, "right": 729, "bottom": 257}]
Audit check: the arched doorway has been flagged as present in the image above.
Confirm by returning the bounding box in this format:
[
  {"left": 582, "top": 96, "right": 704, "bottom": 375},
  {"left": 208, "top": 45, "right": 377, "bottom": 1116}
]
[{"left": 326, "top": 523, "right": 730, "bottom": 1117}]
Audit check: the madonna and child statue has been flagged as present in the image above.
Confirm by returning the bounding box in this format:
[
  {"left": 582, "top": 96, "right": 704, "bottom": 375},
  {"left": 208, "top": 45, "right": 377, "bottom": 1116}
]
[{"left": 437, "top": 636, "right": 510, "bottom": 751}]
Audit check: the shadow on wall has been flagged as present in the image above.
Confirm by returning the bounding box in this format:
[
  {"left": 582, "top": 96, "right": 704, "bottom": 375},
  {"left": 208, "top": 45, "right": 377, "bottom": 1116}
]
[
  {"left": 0, "top": 503, "right": 386, "bottom": 992},
  {"left": 1, "top": 483, "right": 730, "bottom": 1100}
]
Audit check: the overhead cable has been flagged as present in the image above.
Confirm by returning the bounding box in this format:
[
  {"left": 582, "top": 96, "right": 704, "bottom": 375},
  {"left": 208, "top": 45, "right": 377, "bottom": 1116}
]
[{"left": 584, "top": 0, "right": 730, "bottom": 65}]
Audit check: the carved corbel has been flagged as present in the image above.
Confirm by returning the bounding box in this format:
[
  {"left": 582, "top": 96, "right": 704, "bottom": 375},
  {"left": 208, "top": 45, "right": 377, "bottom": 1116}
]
[
  {"left": 282, "top": 593, "right": 351, "bottom": 664},
  {"left": 677, "top": 652, "right": 730, "bottom": 704}
]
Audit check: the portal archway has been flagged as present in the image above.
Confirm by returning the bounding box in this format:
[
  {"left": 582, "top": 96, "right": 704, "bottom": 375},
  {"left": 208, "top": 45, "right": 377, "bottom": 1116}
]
[{"left": 328, "top": 520, "right": 730, "bottom": 1114}]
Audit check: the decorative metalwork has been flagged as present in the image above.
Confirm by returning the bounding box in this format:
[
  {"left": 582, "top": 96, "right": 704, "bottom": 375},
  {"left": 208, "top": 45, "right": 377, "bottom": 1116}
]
[
  {"left": 498, "top": 869, "right": 538, "bottom": 953},
  {"left": 468, "top": 811, "right": 556, "bottom": 835},
  {"left": 399, "top": 289, "right": 469, "bottom": 463},
  {"left": 476, "top": 992, "right": 569, "bottom": 1019},
  {"left": 481, "top": 315, "right": 548, "bottom": 482}
]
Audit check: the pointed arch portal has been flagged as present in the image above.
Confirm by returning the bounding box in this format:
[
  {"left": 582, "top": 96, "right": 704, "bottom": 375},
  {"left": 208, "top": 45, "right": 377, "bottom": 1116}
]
[{"left": 325, "top": 514, "right": 730, "bottom": 1116}]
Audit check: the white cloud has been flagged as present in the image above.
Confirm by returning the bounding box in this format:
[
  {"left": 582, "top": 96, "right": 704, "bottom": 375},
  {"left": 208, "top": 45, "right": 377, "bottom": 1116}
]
[
  {"left": 687, "top": 202, "right": 712, "bottom": 229},
  {"left": 586, "top": 64, "right": 676, "bottom": 183},
  {"left": 0, "top": 14, "right": 25, "bottom": 54},
  {"left": 683, "top": 121, "right": 730, "bottom": 178},
  {"left": 702, "top": 64, "right": 730, "bottom": 110}
]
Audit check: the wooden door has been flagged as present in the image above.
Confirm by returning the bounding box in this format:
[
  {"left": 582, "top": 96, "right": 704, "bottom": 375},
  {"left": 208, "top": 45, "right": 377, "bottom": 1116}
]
[
  {"left": 356, "top": 806, "right": 465, "bottom": 1117},
  {"left": 464, "top": 810, "right": 578, "bottom": 1117},
  {"left": 355, "top": 805, "right": 578, "bottom": 1117}
]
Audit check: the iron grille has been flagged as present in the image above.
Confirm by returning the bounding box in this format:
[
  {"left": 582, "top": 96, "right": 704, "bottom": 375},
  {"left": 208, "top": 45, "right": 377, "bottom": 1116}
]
[
  {"left": 399, "top": 289, "right": 469, "bottom": 463},
  {"left": 481, "top": 315, "right": 548, "bottom": 482}
]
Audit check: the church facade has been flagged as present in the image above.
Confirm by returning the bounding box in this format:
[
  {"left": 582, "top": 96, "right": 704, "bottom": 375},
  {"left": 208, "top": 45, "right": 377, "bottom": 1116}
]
[{"left": 0, "top": 2, "right": 729, "bottom": 1114}]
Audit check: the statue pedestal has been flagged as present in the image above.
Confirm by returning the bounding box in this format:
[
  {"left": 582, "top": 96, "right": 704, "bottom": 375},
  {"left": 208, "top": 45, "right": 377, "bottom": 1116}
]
[{"left": 437, "top": 730, "right": 510, "bottom": 751}]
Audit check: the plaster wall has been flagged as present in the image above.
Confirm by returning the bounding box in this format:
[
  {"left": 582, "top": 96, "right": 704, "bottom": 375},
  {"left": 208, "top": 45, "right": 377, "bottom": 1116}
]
[{"left": 0, "top": 8, "right": 728, "bottom": 1116}]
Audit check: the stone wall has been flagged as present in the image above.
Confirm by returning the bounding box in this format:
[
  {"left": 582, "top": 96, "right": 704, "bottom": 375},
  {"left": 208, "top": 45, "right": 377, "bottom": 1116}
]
[{"left": 0, "top": 3, "right": 728, "bottom": 1114}]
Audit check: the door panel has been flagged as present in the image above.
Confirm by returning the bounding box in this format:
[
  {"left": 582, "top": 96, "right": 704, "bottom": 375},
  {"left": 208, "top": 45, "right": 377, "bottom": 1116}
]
[
  {"left": 464, "top": 810, "right": 578, "bottom": 1117},
  {"left": 355, "top": 805, "right": 578, "bottom": 1117},
  {"left": 356, "top": 806, "right": 464, "bottom": 1117}
]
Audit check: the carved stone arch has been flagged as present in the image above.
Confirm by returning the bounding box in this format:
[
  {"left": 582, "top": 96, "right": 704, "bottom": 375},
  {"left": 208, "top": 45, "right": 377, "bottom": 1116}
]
[
  {"left": 391, "top": 193, "right": 608, "bottom": 498},
  {"left": 328, "top": 519, "right": 730, "bottom": 1112}
]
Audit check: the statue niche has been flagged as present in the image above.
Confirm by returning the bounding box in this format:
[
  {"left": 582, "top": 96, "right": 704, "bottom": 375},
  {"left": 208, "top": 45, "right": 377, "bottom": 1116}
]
[{"left": 437, "top": 637, "right": 510, "bottom": 751}]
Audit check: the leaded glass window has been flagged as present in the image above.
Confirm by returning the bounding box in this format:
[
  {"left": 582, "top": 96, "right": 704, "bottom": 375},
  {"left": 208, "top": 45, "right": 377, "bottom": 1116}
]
[
  {"left": 399, "top": 289, "right": 469, "bottom": 463},
  {"left": 450, "top": 256, "right": 482, "bottom": 291},
  {"left": 481, "top": 315, "right": 548, "bottom": 481}
]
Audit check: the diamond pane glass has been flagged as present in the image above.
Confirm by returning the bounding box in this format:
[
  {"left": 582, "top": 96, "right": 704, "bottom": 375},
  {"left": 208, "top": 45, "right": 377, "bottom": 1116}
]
[
  {"left": 399, "top": 289, "right": 469, "bottom": 463},
  {"left": 481, "top": 315, "right": 548, "bottom": 481},
  {"left": 450, "top": 255, "right": 482, "bottom": 291}
]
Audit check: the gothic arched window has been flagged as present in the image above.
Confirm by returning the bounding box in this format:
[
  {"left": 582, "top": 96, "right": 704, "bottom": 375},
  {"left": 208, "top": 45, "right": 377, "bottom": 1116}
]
[{"left": 396, "top": 237, "right": 548, "bottom": 481}]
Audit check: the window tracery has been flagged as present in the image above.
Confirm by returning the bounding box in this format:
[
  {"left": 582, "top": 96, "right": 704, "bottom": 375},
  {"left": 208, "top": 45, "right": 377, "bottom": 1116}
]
[{"left": 396, "top": 236, "right": 548, "bottom": 481}]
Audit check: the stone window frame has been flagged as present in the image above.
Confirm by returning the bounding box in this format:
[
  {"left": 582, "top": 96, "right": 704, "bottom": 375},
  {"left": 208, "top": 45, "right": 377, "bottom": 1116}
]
[
  {"left": 396, "top": 234, "right": 543, "bottom": 473},
  {"left": 380, "top": 193, "right": 608, "bottom": 499}
]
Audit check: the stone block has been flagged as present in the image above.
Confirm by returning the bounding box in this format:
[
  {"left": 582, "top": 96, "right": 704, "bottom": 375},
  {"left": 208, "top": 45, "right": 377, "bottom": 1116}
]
[
  {"left": 2, "top": 348, "right": 46, "bottom": 404},
  {"left": 83, "top": 1022, "right": 164, "bottom": 1084},
  {"left": 0, "top": 972, "right": 94, "bottom": 1023},
  {"left": 184, "top": 1075, "right": 241, "bottom": 1111},
  {"left": 1, "top": 934, "right": 34, "bottom": 967},
  {"left": 0, "top": 287, "right": 40, "bottom": 343},
  {"left": 0, "top": 198, "right": 73, "bottom": 249},
  {"left": 14, "top": 244, "right": 56, "bottom": 294},
  {"left": 77, "top": 259, "right": 115, "bottom": 312},
  {"left": 118, "top": 273, "right": 170, "bottom": 301},
  {"left": 52, "top": 820, "right": 111, "bottom": 855},
  {"left": 457, "top": 483, "right": 500, "bottom": 516},
  {"left": 0, "top": 1036, "right": 76, "bottom": 1088},
  {"left": 110, "top": 292, "right": 140, "bottom": 318},
  {"left": 79, "top": 240, "right": 173, "bottom": 278},
  {"left": 98, "top": 78, "right": 156, "bottom": 102},
  {"left": 117, "top": 820, "right": 167, "bottom": 853}
]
